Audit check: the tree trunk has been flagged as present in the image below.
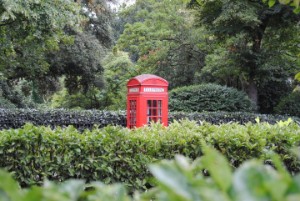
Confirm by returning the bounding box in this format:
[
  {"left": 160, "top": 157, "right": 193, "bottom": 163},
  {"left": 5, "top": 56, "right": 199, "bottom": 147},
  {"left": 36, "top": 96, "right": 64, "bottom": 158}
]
[
  {"left": 247, "top": 21, "right": 268, "bottom": 108},
  {"left": 247, "top": 78, "right": 258, "bottom": 106}
]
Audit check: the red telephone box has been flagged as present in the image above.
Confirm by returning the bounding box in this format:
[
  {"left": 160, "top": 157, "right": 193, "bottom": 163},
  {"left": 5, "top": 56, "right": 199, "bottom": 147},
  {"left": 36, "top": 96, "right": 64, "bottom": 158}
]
[{"left": 127, "top": 74, "right": 168, "bottom": 128}]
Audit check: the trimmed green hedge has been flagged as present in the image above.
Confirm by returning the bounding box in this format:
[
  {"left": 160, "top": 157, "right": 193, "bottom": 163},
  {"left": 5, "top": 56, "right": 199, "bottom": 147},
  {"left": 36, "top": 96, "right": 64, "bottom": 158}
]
[
  {"left": 170, "top": 111, "right": 300, "bottom": 125},
  {"left": 0, "top": 121, "right": 299, "bottom": 190},
  {"left": 169, "top": 84, "right": 256, "bottom": 112},
  {"left": 0, "top": 109, "right": 126, "bottom": 131},
  {"left": 1, "top": 109, "right": 299, "bottom": 131},
  {"left": 1, "top": 146, "right": 300, "bottom": 201}
]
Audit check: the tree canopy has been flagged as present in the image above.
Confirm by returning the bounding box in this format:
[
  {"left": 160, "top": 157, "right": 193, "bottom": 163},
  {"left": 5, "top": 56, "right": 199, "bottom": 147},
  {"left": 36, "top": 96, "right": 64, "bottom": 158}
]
[
  {"left": 189, "top": 0, "right": 300, "bottom": 112},
  {"left": 0, "top": 0, "right": 82, "bottom": 78},
  {"left": 116, "top": 0, "right": 205, "bottom": 89},
  {"left": 0, "top": 0, "right": 114, "bottom": 107},
  {"left": 1, "top": 0, "right": 299, "bottom": 113}
]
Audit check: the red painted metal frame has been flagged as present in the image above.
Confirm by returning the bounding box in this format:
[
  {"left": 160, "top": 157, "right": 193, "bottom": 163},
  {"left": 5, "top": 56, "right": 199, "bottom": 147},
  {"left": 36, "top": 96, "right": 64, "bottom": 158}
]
[{"left": 126, "top": 74, "right": 169, "bottom": 128}]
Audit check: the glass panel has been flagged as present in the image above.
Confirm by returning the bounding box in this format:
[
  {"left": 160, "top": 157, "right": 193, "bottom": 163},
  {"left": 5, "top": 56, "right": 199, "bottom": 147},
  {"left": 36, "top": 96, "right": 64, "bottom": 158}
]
[
  {"left": 129, "top": 100, "right": 137, "bottom": 128},
  {"left": 153, "top": 100, "right": 157, "bottom": 107},
  {"left": 147, "top": 99, "right": 163, "bottom": 124},
  {"left": 158, "top": 100, "right": 162, "bottom": 108}
]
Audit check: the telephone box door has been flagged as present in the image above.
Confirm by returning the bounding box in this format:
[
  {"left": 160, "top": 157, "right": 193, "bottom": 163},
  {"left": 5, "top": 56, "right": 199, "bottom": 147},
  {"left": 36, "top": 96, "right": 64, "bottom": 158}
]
[{"left": 128, "top": 99, "right": 137, "bottom": 128}]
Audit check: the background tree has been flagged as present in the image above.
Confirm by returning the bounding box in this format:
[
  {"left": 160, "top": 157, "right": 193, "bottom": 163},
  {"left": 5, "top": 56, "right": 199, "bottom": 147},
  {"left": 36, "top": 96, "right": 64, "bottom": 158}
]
[
  {"left": 0, "top": 0, "right": 115, "bottom": 108},
  {"left": 43, "top": 0, "right": 114, "bottom": 100},
  {"left": 189, "top": 0, "right": 300, "bottom": 112},
  {"left": 0, "top": 0, "right": 83, "bottom": 107},
  {"left": 116, "top": 0, "right": 205, "bottom": 89},
  {"left": 50, "top": 50, "right": 134, "bottom": 110}
]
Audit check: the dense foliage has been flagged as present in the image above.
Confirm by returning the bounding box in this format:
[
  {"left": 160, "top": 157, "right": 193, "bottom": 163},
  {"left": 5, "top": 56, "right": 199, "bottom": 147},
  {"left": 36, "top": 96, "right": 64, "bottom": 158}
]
[
  {"left": 1, "top": 0, "right": 299, "bottom": 115},
  {"left": 0, "top": 0, "right": 82, "bottom": 106},
  {"left": 169, "top": 84, "right": 256, "bottom": 112},
  {"left": 0, "top": 145, "right": 300, "bottom": 201},
  {"left": 275, "top": 91, "right": 300, "bottom": 117},
  {"left": 0, "top": 121, "right": 299, "bottom": 190},
  {"left": 0, "top": 0, "right": 114, "bottom": 108},
  {"left": 116, "top": 0, "right": 205, "bottom": 89},
  {"left": 188, "top": 0, "right": 300, "bottom": 112}
]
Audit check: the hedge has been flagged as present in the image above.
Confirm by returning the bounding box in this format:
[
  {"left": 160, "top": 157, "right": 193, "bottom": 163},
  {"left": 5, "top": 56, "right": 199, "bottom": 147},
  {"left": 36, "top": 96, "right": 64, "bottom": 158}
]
[
  {"left": 170, "top": 111, "right": 300, "bottom": 125},
  {"left": 1, "top": 146, "right": 300, "bottom": 201},
  {"left": 1, "top": 109, "right": 299, "bottom": 130},
  {"left": 0, "top": 121, "right": 299, "bottom": 190},
  {"left": 0, "top": 109, "right": 126, "bottom": 131}
]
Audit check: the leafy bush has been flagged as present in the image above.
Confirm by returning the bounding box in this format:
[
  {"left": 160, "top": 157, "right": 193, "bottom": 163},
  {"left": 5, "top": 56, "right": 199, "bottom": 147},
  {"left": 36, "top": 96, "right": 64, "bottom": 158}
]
[
  {"left": 0, "top": 146, "right": 300, "bottom": 201},
  {"left": 169, "top": 84, "right": 256, "bottom": 112},
  {"left": 0, "top": 121, "right": 299, "bottom": 190},
  {"left": 274, "top": 91, "right": 300, "bottom": 117}
]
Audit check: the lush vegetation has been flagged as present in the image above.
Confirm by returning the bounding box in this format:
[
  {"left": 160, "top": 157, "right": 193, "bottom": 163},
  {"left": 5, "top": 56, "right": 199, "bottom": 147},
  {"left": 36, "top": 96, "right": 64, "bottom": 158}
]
[
  {"left": 275, "top": 91, "right": 300, "bottom": 117},
  {"left": 0, "top": 1, "right": 299, "bottom": 200},
  {"left": 0, "top": 0, "right": 113, "bottom": 109},
  {"left": 0, "top": 0, "right": 299, "bottom": 114},
  {"left": 169, "top": 84, "right": 256, "bottom": 112},
  {"left": 0, "top": 145, "right": 300, "bottom": 201},
  {"left": 0, "top": 121, "right": 299, "bottom": 190}
]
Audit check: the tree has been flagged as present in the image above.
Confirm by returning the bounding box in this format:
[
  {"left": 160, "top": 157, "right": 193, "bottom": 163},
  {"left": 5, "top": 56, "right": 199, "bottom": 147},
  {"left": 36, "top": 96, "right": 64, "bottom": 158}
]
[
  {"left": 46, "top": 0, "right": 115, "bottom": 109},
  {"left": 190, "top": 0, "right": 300, "bottom": 112},
  {"left": 47, "top": 32, "right": 106, "bottom": 94},
  {"left": 0, "top": 0, "right": 82, "bottom": 78},
  {"left": 0, "top": 0, "right": 115, "bottom": 108},
  {"left": 101, "top": 50, "right": 135, "bottom": 110},
  {"left": 0, "top": 0, "right": 83, "bottom": 107},
  {"left": 116, "top": 0, "right": 205, "bottom": 89},
  {"left": 50, "top": 51, "right": 134, "bottom": 110}
]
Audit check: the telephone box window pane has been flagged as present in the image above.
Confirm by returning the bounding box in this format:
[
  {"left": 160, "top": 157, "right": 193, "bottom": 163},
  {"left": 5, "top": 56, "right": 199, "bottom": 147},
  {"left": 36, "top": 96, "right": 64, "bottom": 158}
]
[
  {"left": 129, "top": 100, "right": 137, "bottom": 128},
  {"left": 147, "top": 100, "right": 152, "bottom": 107},
  {"left": 147, "top": 100, "right": 162, "bottom": 124}
]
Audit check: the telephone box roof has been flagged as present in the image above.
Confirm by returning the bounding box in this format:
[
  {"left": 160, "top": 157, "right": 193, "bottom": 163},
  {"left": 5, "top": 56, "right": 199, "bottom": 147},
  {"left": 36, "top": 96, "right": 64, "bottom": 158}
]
[{"left": 127, "top": 74, "right": 168, "bottom": 86}]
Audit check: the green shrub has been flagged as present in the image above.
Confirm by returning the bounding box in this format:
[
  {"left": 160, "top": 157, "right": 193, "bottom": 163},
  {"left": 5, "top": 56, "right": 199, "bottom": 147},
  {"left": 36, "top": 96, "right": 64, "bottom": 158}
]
[
  {"left": 0, "top": 121, "right": 299, "bottom": 190},
  {"left": 0, "top": 146, "right": 300, "bottom": 201},
  {"left": 169, "top": 84, "right": 256, "bottom": 112},
  {"left": 275, "top": 91, "right": 300, "bottom": 117}
]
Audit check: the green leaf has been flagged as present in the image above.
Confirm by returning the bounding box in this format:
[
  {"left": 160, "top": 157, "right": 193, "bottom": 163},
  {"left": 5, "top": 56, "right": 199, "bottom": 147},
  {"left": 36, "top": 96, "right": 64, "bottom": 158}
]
[
  {"left": 0, "top": 170, "right": 22, "bottom": 201},
  {"left": 268, "top": 0, "right": 276, "bottom": 8},
  {"left": 232, "top": 160, "right": 286, "bottom": 201},
  {"left": 201, "top": 145, "right": 232, "bottom": 192},
  {"left": 295, "top": 72, "right": 300, "bottom": 81},
  {"left": 22, "top": 187, "right": 43, "bottom": 201},
  {"left": 149, "top": 157, "right": 200, "bottom": 201}
]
